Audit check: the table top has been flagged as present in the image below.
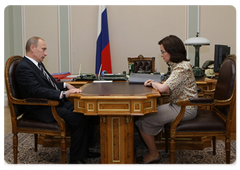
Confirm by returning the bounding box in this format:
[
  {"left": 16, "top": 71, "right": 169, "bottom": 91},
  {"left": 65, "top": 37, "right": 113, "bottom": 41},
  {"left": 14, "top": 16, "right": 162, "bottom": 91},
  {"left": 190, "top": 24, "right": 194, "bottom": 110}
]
[{"left": 71, "top": 81, "right": 160, "bottom": 99}]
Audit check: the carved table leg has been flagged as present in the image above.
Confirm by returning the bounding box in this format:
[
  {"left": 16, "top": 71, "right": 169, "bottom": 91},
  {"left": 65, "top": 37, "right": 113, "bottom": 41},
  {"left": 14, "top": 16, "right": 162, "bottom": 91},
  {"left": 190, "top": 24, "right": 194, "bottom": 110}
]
[{"left": 100, "top": 115, "right": 134, "bottom": 164}]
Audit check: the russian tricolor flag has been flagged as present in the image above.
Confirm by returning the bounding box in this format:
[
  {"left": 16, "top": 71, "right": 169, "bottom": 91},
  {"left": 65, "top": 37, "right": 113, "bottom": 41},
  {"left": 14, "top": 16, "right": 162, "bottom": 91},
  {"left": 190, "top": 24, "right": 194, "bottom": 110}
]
[{"left": 95, "top": 5, "right": 112, "bottom": 74}]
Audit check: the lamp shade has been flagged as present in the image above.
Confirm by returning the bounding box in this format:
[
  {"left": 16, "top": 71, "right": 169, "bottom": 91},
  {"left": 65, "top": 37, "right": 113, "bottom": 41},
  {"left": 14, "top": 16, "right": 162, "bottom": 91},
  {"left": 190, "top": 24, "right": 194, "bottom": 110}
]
[{"left": 184, "top": 37, "right": 210, "bottom": 45}]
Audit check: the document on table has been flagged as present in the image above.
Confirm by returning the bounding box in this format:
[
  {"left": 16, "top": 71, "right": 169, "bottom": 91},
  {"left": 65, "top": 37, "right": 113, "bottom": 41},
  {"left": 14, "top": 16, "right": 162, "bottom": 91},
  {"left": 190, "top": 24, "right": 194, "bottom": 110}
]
[{"left": 128, "top": 73, "right": 161, "bottom": 84}]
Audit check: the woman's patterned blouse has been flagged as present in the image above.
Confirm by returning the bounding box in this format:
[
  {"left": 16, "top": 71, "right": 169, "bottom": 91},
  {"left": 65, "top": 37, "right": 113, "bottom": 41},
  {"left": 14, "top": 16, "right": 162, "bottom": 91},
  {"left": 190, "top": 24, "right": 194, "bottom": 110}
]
[{"left": 164, "top": 61, "right": 198, "bottom": 105}]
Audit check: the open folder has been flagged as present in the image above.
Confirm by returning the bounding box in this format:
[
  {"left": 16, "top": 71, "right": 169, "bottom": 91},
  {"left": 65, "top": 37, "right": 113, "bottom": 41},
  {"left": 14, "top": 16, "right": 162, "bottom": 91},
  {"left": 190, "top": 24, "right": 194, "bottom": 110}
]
[{"left": 128, "top": 73, "right": 161, "bottom": 84}]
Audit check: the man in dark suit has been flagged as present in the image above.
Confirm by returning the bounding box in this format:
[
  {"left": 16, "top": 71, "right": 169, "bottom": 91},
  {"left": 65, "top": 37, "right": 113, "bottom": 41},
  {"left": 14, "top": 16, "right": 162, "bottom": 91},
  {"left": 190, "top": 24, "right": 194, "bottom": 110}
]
[{"left": 15, "top": 36, "right": 99, "bottom": 164}]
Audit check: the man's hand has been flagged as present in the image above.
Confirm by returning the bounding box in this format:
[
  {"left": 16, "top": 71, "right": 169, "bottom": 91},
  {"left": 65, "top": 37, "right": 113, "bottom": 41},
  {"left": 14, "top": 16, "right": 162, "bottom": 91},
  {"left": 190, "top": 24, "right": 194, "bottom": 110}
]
[{"left": 65, "top": 88, "right": 82, "bottom": 98}]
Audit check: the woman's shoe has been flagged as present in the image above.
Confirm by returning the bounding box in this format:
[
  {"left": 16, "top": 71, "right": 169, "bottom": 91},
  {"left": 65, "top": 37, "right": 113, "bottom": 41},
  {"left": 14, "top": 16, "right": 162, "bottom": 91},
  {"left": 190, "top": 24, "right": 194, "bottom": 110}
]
[
  {"left": 136, "top": 156, "right": 144, "bottom": 162},
  {"left": 137, "top": 154, "right": 161, "bottom": 164}
]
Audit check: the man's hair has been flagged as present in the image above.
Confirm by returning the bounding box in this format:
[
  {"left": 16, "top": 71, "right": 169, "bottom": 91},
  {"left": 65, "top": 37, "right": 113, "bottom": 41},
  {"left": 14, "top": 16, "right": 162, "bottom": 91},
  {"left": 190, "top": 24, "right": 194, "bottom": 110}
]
[
  {"left": 25, "top": 36, "right": 44, "bottom": 53},
  {"left": 158, "top": 35, "right": 189, "bottom": 63}
]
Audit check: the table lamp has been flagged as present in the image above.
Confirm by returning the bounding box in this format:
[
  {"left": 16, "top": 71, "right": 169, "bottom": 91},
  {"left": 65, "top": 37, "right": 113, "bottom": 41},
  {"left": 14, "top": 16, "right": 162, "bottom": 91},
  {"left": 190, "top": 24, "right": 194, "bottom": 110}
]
[{"left": 184, "top": 32, "right": 210, "bottom": 77}]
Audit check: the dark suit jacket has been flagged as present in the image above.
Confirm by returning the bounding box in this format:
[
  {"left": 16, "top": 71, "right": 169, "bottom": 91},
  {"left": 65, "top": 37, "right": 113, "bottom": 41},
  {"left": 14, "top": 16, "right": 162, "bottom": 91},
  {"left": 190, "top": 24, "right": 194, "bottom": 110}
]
[{"left": 15, "top": 56, "right": 65, "bottom": 123}]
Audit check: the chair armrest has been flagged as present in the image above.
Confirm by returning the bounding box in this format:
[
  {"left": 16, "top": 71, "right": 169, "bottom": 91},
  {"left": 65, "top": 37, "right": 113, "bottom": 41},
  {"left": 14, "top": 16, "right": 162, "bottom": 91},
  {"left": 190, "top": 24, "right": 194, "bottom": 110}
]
[
  {"left": 11, "top": 97, "right": 59, "bottom": 106},
  {"left": 25, "top": 98, "right": 60, "bottom": 106},
  {"left": 25, "top": 99, "right": 63, "bottom": 126},
  {"left": 170, "top": 98, "right": 216, "bottom": 137},
  {"left": 26, "top": 98, "right": 48, "bottom": 104},
  {"left": 11, "top": 97, "right": 66, "bottom": 132},
  {"left": 189, "top": 98, "right": 215, "bottom": 104},
  {"left": 177, "top": 98, "right": 216, "bottom": 106}
]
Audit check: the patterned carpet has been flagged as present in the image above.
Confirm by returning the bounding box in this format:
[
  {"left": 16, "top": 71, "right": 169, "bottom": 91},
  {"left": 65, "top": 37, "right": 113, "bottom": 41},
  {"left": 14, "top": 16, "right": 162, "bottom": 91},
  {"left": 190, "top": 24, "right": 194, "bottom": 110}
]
[{"left": 4, "top": 132, "right": 236, "bottom": 164}]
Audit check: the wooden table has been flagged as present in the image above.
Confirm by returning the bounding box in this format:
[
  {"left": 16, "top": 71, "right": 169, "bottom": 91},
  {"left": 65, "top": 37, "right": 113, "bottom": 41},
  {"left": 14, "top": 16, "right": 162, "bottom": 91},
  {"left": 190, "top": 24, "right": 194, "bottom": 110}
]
[{"left": 70, "top": 82, "right": 160, "bottom": 164}]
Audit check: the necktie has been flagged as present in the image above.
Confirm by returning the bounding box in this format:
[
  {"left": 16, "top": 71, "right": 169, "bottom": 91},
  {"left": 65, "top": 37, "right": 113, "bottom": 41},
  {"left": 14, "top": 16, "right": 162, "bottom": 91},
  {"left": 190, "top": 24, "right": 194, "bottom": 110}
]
[{"left": 38, "top": 63, "right": 60, "bottom": 91}]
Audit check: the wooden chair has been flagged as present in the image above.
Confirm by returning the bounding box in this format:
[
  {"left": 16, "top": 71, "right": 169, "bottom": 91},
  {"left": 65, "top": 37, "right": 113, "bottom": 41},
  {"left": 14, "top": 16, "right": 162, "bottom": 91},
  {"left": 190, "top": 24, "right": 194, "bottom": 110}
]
[
  {"left": 5, "top": 55, "right": 68, "bottom": 164},
  {"left": 128, "top": 54, "right": 155, "bottom": 73},
  {"left": 164, "top": 55, "right": 236, "bottom": 164}
]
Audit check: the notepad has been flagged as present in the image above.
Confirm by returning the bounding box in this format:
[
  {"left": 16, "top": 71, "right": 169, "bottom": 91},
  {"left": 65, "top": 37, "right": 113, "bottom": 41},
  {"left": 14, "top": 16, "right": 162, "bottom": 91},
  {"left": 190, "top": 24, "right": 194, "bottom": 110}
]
[{"left": 93, "top": 80, "right": 113, "bottom": 83}]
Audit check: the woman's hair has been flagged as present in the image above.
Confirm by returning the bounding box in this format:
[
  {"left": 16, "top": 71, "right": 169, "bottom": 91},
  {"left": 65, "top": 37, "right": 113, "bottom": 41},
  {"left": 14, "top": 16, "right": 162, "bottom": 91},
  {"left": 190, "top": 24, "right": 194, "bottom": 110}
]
[
  {"left": 158, "top": 35, "right": 189, "bottom": 63},
  {"left": 25, "top": 36, "right": 44, "bottom": 53}
]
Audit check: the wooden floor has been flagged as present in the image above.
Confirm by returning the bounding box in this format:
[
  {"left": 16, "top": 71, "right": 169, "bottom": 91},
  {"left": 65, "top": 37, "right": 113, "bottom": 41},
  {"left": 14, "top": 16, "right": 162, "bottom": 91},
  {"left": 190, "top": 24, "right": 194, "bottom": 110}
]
[{"left": 4, "top": 106, "right": 12, "bottom": 134}]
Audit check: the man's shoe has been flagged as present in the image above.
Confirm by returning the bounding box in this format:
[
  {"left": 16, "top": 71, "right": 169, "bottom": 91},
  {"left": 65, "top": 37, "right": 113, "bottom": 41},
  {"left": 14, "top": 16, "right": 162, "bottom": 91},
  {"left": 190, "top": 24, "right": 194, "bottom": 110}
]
[
  {"left": 69, "top": 159, "right": 86, "bottom": 164},
  {"left": 88, "top": 151, "right": 101, "bottom": 158}
]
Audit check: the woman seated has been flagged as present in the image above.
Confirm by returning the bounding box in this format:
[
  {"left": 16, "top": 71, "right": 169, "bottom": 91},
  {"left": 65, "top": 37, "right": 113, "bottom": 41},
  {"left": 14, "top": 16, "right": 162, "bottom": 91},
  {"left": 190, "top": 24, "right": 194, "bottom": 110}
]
[{"left": 135, "top": 35, "right": 198, "bottom": 164}]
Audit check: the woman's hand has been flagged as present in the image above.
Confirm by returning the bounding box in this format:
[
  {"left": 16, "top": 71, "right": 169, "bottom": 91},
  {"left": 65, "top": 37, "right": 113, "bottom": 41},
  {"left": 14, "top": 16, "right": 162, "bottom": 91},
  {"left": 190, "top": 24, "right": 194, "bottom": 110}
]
[
  {"left": 144, "top": 79, "right": 153, "bottom": 87},
  {"left": 144, "top": 79, "right": 170, "bottom": 93}
]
